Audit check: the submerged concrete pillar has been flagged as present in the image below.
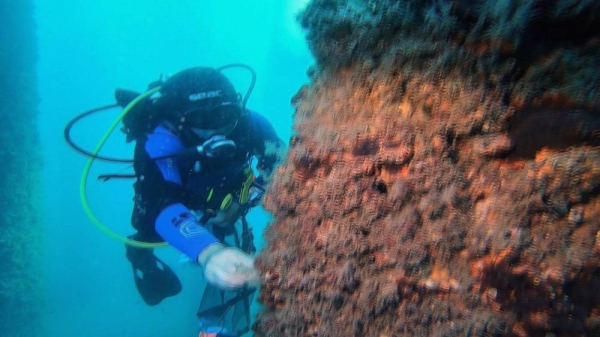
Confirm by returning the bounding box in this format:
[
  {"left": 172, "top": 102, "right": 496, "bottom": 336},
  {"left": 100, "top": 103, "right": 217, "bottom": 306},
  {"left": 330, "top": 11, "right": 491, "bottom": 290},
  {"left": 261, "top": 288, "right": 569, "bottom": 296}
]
[
  {"left": 256, "top": 0, "right": 600, "bottom": 336},
  {"left": 0, "top": 0, "right": 43, "bottom": 335}
]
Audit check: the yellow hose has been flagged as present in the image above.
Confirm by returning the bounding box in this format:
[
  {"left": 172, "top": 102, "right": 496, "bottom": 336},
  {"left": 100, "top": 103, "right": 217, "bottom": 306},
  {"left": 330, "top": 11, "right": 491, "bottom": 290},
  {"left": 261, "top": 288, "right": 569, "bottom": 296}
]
[{"left": 79, "top": 87, "right": 168, "bottom": 248}]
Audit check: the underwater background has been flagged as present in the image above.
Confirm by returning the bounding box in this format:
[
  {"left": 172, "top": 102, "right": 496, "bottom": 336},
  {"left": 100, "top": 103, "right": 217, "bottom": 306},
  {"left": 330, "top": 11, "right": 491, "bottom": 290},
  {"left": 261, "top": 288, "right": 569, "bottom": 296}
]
[
  {"left": 4, "top": 0, "right": 600, "bottom": 336},
  {"left": 31, "top": 0, "right": 311, "bottom": 336}
]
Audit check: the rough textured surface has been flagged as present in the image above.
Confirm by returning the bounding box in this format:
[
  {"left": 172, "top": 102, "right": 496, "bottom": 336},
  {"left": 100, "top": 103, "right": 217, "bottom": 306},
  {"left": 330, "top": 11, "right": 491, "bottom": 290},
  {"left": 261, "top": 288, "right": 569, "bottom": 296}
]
[
  {"left": 0, "top": 0, "right": 43, "bottom": 335},
  {"left": 255, "top": 0, "right": 600, "bottom": 336}
]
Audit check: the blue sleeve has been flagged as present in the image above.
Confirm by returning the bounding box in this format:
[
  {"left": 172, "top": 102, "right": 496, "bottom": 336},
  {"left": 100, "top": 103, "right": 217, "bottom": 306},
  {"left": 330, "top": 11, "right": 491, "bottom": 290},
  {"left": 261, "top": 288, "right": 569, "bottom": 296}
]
[
  {"left": 155, "top": 204, "right": 220, "bottom": 261},
  {"left": 144, "top": 125, "right": 184, "bottom": 185},
  {"left": 141, "top": 126, "right": 220, "bottom": 259}
]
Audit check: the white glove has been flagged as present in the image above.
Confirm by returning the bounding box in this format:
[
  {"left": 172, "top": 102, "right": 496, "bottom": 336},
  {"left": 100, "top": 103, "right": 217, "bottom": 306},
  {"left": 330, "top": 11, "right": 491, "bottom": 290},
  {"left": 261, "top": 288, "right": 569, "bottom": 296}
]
[{"left": 198, "top": 244, "right": 259, "bottom": 290}]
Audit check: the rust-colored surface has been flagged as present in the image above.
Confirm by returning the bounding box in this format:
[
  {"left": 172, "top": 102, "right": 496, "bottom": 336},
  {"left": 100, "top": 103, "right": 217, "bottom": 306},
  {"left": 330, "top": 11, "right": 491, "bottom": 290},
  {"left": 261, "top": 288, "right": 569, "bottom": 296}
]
[{"left": 255, "top": 1, "right": 600, "bottom": 336}]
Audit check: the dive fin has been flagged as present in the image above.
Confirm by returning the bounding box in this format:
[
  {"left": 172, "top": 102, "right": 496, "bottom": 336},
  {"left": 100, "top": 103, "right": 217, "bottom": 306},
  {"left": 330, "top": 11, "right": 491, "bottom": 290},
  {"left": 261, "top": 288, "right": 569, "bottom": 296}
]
[{"left": 125, "top": 244, "right": 182, "bottom": 306}]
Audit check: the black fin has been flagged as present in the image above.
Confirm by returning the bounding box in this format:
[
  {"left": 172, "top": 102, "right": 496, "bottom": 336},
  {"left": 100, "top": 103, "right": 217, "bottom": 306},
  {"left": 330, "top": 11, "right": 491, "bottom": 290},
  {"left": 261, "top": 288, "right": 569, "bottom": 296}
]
[{"left": 125, "top": 243, "right": 182, "bottom": 306}]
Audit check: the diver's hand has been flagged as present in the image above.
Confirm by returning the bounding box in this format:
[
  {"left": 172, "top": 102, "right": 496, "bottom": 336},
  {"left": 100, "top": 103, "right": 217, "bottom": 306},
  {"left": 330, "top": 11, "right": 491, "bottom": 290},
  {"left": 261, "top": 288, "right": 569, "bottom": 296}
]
[{"left": 198, "top": 244, "right": 259, "bottom": 290}]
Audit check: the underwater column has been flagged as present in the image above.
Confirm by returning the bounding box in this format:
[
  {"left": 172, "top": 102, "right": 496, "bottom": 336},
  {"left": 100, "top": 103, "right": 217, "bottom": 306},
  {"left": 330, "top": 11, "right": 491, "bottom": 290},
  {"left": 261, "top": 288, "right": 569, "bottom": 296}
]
[
  {"left": 0, "top": 0, "right": 43, "bottom": 335},
  {"left": 256, "top": 0, "right": 600, "bottom": 336}
]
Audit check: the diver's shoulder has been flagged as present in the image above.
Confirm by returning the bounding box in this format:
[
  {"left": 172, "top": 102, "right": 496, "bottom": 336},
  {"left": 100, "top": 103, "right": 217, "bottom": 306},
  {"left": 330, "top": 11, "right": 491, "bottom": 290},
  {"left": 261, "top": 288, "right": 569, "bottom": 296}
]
[{"left": 245, "top": 109, "right": 271, "bottom": 127}]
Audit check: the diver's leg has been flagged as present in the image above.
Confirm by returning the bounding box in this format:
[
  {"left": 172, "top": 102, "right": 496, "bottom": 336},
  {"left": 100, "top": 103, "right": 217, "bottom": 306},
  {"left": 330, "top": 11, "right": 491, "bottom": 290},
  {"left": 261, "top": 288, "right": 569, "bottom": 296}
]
[{"left": 125, "top": 232, "right": 182, "bottom": 306}]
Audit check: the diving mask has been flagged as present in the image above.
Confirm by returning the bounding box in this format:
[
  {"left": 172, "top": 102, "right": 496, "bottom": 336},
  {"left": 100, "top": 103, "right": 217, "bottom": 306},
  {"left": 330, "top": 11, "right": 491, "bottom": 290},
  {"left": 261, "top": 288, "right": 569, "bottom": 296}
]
[{"left": 185, "top": 102, "right": 241, "bottom": 130}]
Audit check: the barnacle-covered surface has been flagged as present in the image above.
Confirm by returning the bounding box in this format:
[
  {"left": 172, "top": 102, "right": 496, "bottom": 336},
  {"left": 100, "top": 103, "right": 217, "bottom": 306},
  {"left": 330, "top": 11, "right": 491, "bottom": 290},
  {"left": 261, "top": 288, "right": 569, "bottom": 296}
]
[
  {"left": 0, "top": 0, "right": 43, "bottom": 335},
  {"left": 255, "top": 0, "right": 600, "bottom": 336}
]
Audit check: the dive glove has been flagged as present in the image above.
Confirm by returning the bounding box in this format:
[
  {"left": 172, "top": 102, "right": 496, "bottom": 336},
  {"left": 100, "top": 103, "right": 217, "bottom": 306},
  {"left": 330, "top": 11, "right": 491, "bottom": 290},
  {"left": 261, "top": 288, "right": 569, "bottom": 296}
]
[{"left": 198, "top": 244, "right": 259, "bottom": 290}]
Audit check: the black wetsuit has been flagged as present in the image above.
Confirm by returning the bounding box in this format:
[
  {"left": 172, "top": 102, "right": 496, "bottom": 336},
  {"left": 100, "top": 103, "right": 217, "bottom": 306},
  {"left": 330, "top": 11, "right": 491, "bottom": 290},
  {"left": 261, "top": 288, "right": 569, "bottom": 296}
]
[{"left": 129, "top": 110, "right": 283, "bottom": 260}]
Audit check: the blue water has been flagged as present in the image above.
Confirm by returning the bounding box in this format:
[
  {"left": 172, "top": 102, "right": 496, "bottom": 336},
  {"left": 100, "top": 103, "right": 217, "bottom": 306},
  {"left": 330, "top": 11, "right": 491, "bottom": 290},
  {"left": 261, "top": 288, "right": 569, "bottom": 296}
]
[{"left": 36, "top": 1, "right": 313, "bottom": 335}]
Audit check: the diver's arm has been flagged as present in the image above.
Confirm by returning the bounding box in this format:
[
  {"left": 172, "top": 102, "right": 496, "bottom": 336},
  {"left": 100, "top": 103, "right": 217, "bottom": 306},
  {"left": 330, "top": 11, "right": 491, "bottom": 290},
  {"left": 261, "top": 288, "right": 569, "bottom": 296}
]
[
  {"left": 143, "top": 126, "right": 258, "bottom": 289},
  {"left": 139, "top": 126, "right": 223, "bottom": 258},
  {"left": 154, "top": 205, "right": 258, "bottom": 290},
  {"left": 154, "top": 203, "right": 222, "bottom": 259}
]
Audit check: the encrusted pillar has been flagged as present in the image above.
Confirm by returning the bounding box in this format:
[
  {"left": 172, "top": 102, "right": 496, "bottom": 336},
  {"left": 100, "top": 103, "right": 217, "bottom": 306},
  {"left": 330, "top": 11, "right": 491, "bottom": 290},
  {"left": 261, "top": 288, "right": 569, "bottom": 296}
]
[
  {"left": 256, "top": 1, "right": 600, "bottom": 336},
  {"left": 0, "top": 0, "right": 43, "bottom": 335}
]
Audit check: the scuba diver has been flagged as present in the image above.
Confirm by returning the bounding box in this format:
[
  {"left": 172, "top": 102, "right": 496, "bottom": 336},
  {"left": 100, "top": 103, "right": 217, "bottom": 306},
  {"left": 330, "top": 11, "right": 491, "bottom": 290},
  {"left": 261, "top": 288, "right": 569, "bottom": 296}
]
[
  {"left": 123, "top": 66, "right": 285, "bottom": 336},
  {"left": 66, "top": 65, "right": 285, "bottom": 336}
]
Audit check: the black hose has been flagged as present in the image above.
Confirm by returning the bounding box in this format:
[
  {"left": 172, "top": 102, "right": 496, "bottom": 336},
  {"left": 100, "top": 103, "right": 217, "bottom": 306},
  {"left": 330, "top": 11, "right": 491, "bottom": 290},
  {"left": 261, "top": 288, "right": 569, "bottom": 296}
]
[
  {"left": 63, "top": 104, "right": 187, "bottom": 163},
  {"left": 64, "top": 64, "right": 257, "bottom": 164},
  {"left": 63, "top": 104, "right": 137, "bottom": 163},
  {"left": 218, "top": 63, "right": 256, "bottom": 108}
]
